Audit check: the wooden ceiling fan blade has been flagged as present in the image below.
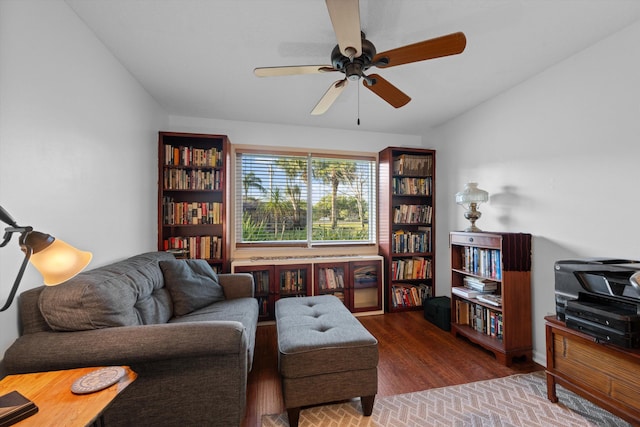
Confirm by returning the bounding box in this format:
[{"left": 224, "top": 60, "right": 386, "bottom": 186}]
[
  {"left": 254, "top": 65, "right": 336, "bottom": 77},
  {"left": 311, "top": 79, "right": 348, "bottom": 115},
  {"left": 373, "top": 32, "right": 466, "bottom": 68},
  {"left": 326, "top": 0, "right": 362, "bottom": 58},
  {"left": 363, "top": 74, "right": 411, "bottom": 108}
]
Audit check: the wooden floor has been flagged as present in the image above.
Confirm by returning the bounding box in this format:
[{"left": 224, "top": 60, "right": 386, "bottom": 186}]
[{"left": 241, "top": 310, "right": 543, "bottom": 427}]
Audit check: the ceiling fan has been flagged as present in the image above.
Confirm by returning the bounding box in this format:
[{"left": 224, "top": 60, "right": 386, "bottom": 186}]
[{"left": 254, "top": 0, "right": 467, "bottom": 115}]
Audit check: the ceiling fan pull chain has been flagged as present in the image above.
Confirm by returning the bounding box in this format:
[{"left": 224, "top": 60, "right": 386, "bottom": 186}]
[{"left": 357, "top": 83, "right": 360, "bottom": 126}]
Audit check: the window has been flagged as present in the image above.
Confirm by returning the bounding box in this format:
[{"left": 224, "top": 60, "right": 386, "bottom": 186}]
[{"left": 236, "top": 149, "right": 376, "bottom": 246}]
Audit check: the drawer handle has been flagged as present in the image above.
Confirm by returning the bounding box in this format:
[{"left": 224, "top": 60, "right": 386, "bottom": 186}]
[{"left": 468, "top": 237, "right": 474, "bottom": 243}]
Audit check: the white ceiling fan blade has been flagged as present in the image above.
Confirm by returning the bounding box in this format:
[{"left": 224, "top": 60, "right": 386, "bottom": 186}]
[
  {"left": 311, "top": 79, "right": 348, "bottom": 115},
  {"left": 254, "top": 65, "right": 336, "bottom": 77},
  {"left": 326, "top": 0, "right": 362, "bottom": 58}
]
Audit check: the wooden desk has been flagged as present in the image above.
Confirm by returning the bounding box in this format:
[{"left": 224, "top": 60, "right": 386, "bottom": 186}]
[
  {"left": 0, "top": 366, "right": 136, "bottom": 427},
  {"left": 545, "top": 316, "right": 640, "bottom": 426}
]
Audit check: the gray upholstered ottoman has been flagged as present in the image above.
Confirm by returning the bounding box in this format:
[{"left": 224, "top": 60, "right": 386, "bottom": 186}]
[{"left": 275, "top": 295, "right": 378, "bottom": 427}]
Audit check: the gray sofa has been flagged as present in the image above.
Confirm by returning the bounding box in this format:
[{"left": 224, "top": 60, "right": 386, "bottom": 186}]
[{"left": 2, "top": 251, "right": 259, "bottom": 427}]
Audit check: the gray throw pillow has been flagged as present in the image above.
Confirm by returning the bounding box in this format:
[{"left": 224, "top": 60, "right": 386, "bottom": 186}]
[{"left": 159, "top": 259, "right": 225, "bottom": 316}]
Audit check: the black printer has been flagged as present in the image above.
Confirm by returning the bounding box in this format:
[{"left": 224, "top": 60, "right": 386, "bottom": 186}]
[{"left": 555, "top": 258, "right": 640, "bottom": 348}]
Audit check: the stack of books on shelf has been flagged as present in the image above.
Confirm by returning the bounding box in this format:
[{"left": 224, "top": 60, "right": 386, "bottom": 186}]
[
  {"left": 391, "top": 283, "right": 432, "bottom": 308},
  {"left": 163, "top": 235, "right": 221, "bottom": 260},
  {"left": 393, "top": 204, "right": 432, "bottom": 224},
  {"left": 460, "top": 247, "right": 501, "bottom": 279},
  {"left": 318, "top": 268, "right": 345, "bottom": 290},
  {"left": 163, "top": 169, "right": 222, "bottom": 190},
  {"left": 392, "top": 177, "right": 432, "bottom": 196},
  {"left": 163, "top": 199, "right": 223, "bottom": 225},
  {"left": 393, "top": 154, "right": 433, "bottom": 176},
  {"left": 250, "top": 271, "right": 270, "bottom": 294},
  {"left": 280, "top": 270, "right": 305, "bottom": 293},
  {"left": 392, "top": 227, "right": 431, "bottom": 253},
  {"left": 455, "top": 300, "right": 503, "bottom": 339},
  {"left": 452, "top": 276, "right": 498, "bottom": 299},
  {"left": 391, "top": 257, "right": 432, "bottom": 280},
  {"left": 164, "top": 145, "right": 223, "bottom": 167},
  {"left": 257, "top": 296, "right": 269, "bottom": 317},
  {"left": 476, "top": 294, "right": 502, "bottom": 307},
  {"left": 463, "top": 276, "right": 498, "bottom": 292}
]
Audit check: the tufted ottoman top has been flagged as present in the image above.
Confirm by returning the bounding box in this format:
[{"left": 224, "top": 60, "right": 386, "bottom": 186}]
[{"left": 275, "top": 295, "right": 378, "bottom": 378}]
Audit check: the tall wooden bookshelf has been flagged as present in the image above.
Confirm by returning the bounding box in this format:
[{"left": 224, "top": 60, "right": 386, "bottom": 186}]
[
  {"left": 449, "top": 231, "right": 532, "bottom": 366},
  {"left": 158, "top": 132, "right": 230, "bottom": 272},
  {"left": 379, "top": 147, "right": 435, "bottom": 313}
]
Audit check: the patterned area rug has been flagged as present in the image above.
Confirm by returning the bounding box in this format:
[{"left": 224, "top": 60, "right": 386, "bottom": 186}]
[{"left": 262, "top": 372, "right": 631, "bottom": 427}]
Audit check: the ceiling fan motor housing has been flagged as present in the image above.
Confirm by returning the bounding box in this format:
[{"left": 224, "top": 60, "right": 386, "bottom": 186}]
[{"left": 331, "top": 35, "right": 377, "bottom": 81}]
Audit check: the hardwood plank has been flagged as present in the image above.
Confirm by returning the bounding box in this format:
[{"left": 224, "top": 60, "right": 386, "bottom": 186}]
[{"left": 241, "top": 311, "right": 542, "bottom": 427}]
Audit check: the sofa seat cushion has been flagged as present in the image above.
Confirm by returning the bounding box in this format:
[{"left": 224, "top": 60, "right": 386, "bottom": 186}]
[
  {"left": 39, "top": 252, "right": 175, "bottom": 331},
  {"left": 171, "top": 297, "right": 259, "bottom": 370},
  {"left": 171, "top": 297, "right": 256, "bottom": 325},
  {"left": 159, "top": 259, "right": 225, "bottom": 316}
]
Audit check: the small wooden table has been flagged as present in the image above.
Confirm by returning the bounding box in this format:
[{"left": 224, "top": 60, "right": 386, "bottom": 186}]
[{"left": 0, "top": 366, "right": 136, "bottom": 427}]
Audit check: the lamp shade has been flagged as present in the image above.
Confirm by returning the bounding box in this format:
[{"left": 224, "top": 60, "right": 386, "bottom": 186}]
[
  {"left": 29, "top": 238, "right": 92, "bottom": 285},
  {"left": 455, "top": 182, "right": 489, "bottom": 207}
]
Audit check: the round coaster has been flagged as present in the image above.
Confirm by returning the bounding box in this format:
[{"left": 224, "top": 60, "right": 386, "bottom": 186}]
[{"left": 71, "top": 366, "right": 126, "bottom": 394}]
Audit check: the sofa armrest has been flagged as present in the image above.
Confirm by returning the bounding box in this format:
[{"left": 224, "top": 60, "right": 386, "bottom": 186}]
[
  {"left": 3, "top": 321, "right": 247, "bottom": 374},
  {"left": 219, "top": 273, "right": 254, "bottom": 299}
]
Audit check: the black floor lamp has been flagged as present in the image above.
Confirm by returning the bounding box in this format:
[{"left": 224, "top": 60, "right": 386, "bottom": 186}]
[{"left": 0, "top": 204, "right": 92, "bottom": 311}]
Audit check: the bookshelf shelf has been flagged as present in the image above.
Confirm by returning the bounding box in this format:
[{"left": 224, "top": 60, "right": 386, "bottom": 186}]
[
  {"left": 449, "top": 231, "right": 532, "bottom": 366},
  {"left": 379, "top": 147, "right": 435, "bottom": 313},
  {"left": 158, "top": 132, "right": 230, "bottom": 272}
]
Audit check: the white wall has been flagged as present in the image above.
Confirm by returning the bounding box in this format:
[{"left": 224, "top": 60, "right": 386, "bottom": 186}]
[
  {"left": 0, "top": 0, "right": 167, "bottom": 362},
  {"left": 430, "top": 20, "right": 640, "bottom": 364}
]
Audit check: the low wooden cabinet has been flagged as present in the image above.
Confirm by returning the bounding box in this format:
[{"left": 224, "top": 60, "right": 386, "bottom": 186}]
[
  {"left": 232, "top": 256, "right": 383, "bottom": 320},
  {"left": 545, "top": 315, "right": 640, "bottom": 425}
]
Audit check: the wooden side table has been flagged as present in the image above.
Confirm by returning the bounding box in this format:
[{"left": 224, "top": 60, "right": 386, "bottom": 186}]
[{"left": 0, "top": 366, "right": 136, "bottom": 427}]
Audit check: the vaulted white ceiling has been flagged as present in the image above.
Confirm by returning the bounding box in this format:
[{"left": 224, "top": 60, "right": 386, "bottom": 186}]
[{"left": 65, "top": 0, "right": 640, "bottom": 135}]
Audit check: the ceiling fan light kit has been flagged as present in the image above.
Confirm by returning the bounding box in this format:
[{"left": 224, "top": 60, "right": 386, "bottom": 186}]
[{"left": 254, "top": 0, "right": 467, "bottom": 115}]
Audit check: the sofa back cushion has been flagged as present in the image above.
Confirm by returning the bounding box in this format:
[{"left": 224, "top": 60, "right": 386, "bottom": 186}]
[
  {"left": 159, "top": 259, "right": 225, "bottom": 316},
  {"left": 39, "top": 252, "right": 175, "bottom": 331}
]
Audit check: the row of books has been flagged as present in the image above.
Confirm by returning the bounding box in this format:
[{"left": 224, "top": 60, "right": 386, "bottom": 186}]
[
  {"left": 317, "top": 267, "right": 346, "bottom": 290},
  {"left": 162, "top": 199, "right": 223, "bottom": 225},
  {"left": 163, "top": 235, "right": 222, "bottom": 260},
  {"left": 393, "top": 204, "right": 433, "bottom": 224},
  {"left": 455, "top": 299, "right": 503, "bottom": 339},
  {"left": 164, "top": 169, "right": 222, "bottom": 190},
  {"left": 392, "top": 177, "right": 432, "bottom": 196},
  {"left": 164, "top": 145, "right": 223, "bottom": 167},
  {"left": 460, "top": 246, "right": 502, "bottom": 279},
  {"left": 280, "top": 270, "right": 306, "bottom": 293},
  {"left": 391, "top": 257, "right": 432, "bottom": 280},
  {"left": 393, "top": 154, "right": 433, "bottom": 176},
  {"left": 392, "top": 227, "right": 431, "bottom": 253},
  {"left": 249, "top": 271, "right": 270, "bottom": 294},
  {"left": 256, "top": 296, "right": 270, "bottom": 316},
  {"left": 391, "top": 283, "right": 432, "bottom": 308}
]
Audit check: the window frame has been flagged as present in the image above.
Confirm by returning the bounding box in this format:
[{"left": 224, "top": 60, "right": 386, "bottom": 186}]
[{"left": 234, "top": 147, "right": 377, "bottom": 249}]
